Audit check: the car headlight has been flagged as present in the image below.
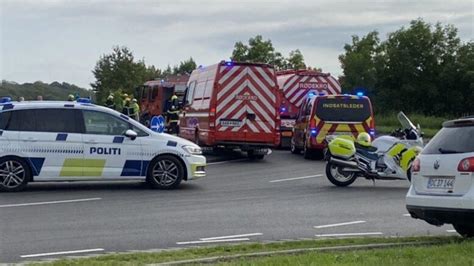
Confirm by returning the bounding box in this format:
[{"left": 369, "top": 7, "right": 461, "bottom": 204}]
[{"left": 182, "top": 145, "right": 202, "bottom": 155}]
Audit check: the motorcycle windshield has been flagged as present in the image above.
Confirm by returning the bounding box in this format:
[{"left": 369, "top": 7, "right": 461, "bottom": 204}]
[{"left": 397, "top": 111, "right": 416, "bottom": 131}]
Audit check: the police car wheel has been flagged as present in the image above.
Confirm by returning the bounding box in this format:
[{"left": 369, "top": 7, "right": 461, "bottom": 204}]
[
  {"left": 326, "top": 162, "right": 357, "bottom": 187},
  {"left": 303, "top": 140, "right": 315, "bottom": 160},
  {"left": 0, "top": 157, "right": 31, "bottom": 192},
  {"left": 453, "top": 223, "right": 474, "bottom": 238},
  {"left": 147, "top": 155, "right": 184, "bottom": 189}
]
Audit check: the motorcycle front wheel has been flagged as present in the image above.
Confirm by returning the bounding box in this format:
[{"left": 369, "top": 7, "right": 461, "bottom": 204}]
[{"left": 326, "top": 161, "right": 357, "bottom": 187}]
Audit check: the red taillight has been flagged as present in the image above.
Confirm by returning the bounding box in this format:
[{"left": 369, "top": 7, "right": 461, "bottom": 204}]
[
  {"left": 458, "top": 157, "right": 474, "bottom": 172},
  {"left": 210, "top": 107, "right": 216, "bottom": 117},
  {"left": 412, "top": 158, "right": 421, "bottom": 172},
  {"left": 309, "top": 117, "right": 316, "bottom": 129}
]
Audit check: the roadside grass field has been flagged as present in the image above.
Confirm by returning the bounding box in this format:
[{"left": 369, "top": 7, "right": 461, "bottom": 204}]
[
  {"left": 30, "top": 236, "right": 468, "bottom": 265},
  {"left": 375, "top": 113, "right": 453, "bottom": 138},
  {"left": 219, "top": 240, "right": 474, "bottom": 265}
]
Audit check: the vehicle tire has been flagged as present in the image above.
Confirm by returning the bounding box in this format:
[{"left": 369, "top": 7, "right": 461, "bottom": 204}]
[
  {"left": 147, "top": 155, "right": 184, "bottom": 189},
  {"left": 325, "top": 161, "right": 357, "bottom": 187},
  {"left": 453, "top": 224, "right": 474, "bottom": 238},
  {"left": 0, "top": 157, "right": 31, "bottom": 192},
  {"left": 303, "top": 139, "right": 315, "bottom": 160},
  {"left": 247, "top": 150, "right": 265, "bottom": 160},
  {"left": 290, "top": 139, "right": 301, "bottom": 154},
  {"left": 407, "top": 167, "right": 412, "bottom": 182}
]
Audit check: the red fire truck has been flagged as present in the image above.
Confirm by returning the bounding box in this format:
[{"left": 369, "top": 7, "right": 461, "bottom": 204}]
[
  {"left": 136, "top": 75, "right": 189, "bottom": 126},
  {"left": 179, "top": 61, "right": 280, "bottom": 159},
  {"left": 276, "top": 70, "right": 341, "bottom": 147}
]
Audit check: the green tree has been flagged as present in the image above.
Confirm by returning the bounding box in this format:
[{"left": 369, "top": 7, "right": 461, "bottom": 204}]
[
  {"left": 172, "top": 57, "right": 197, "bottom": 75},
  {"left": 338, "top": 31, "right": 380, "bottom": 94},
  {"left": 339, "top": 19, "right": 470, "bottom": 116},
  {"left": 286, "top": 49, "right": 306, "bottom": 69},
  {"left": 91, "top": 46, "right": 157, "bottom": 104},
  {"left": 230, "top": 35, "right": 287, "bottom": 69}
]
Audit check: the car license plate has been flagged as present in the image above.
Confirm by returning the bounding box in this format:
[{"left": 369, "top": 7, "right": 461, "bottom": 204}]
[
  {"left": 427, "top": 177, "right": 455, "bottom": 190},
  {"left": 282, "top": 131, "right": 292, "bottom": 137},
  {"left": 220, "top": 119, "right": 242, "bottom": 127}
]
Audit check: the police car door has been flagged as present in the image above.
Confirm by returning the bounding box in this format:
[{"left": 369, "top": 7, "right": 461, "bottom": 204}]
[
  {"left": 5, "top": 108, "right": 84, "bottom": 179},
  {"left": 81, "top": 110, "right": 143, "bottom": 179}
]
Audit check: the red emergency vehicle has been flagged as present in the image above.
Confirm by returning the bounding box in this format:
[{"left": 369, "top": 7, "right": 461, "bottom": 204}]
[
  {"left": 179, "top": 61, "right": 280, "bottom": 159},
  {"left": 276, "top": 70, "right": 341, "bottom": 147},
  {"left": 136, "top": 75, "right": 189, "bottom": 126}
]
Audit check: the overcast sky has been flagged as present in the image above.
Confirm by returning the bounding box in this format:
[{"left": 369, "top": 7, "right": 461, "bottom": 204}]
[{"left": 1, "top": 0, "right": 472, "bottom": 89}]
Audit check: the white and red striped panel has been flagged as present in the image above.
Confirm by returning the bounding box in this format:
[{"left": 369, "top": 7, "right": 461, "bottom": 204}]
[
  {"left": 216, "top": 65, "right": 277, "bottom": 134},
  {"left": 278, "top": 74, "right": 341, "bottom": 108}
]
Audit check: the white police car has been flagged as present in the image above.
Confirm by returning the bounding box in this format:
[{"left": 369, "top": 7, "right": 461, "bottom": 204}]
[
  {"left": 0, "top": 97, "right": 206, "bottom": 192},
  {"left": 406, "top": 117, "right": 474, "bottom": 236}
]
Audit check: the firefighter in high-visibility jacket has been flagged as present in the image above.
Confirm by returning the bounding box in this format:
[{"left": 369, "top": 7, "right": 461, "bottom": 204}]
[{"left": 166, "top": 94, "right": 180, "bottom": 135}]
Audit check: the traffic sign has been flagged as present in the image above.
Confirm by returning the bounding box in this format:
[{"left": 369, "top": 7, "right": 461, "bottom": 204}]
[{"left": 150, "top": 115, "right": 165, "bottom": 133}]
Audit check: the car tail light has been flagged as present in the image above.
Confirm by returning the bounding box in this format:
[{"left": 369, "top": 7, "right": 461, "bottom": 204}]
[
  {"left": 412, "top": 158, "right": 421, "bottom": 172},
  {"left": 210, "top": 107, "right": 216, "bottom": 117},
  {"left": 458, "top": 157, "right": 474, "bottom": 172}
]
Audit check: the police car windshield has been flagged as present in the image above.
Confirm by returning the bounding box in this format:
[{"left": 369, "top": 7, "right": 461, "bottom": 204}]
[{"left": 315, "top": 98, "right": 371, "bottom": 122}]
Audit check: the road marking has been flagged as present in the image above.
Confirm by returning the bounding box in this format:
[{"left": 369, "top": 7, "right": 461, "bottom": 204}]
[
  {"left": 270, "top": 174, "right": 322, "bottom": 183},
  {"left": 315, "top": 232, "right": 383, "bottom": 237},
  {"left": 0, "top": 198, "right": 102, "bottom": 208},
  {"left": 200, "top": 233, "right": 263, "bottom": 241},
  {"left": 447, "top": 229, "right": 457, "bottom": 233},
  {"left": 207, "top": 159, "right": 248, "bottom": 165},
  {"left": 177, "top": 238, "right": 250, "bottom": 245},
  {"left": 314, "top": 220, "right": 366, "bottom": 229},
  {"left": 20, "top": 248, "right": 104, "bottom": 258},
  {"left": 403, "top": 214, "right": 411, "bottom": 217}
]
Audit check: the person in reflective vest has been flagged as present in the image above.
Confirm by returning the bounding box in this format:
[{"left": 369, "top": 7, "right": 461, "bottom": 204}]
[
  {"left": 166, "top": 95, "right": 180, "bottom": 135},
  {"left": 131, "top": 98, "right": 140, "bottom": 121},
  {"left": 122, "top": 98, "right": 134, "bottom": 118},
  {"left": 105, "top": 95, "right": 116, "bottom": 110}
]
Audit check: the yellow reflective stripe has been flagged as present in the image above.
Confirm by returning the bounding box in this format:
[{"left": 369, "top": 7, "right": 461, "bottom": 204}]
[
  {"left": 335, "top": 124, "right": 351, "bottom": 132},
  {"left": 354, "top": 124, "right": 366, "bottom": 134},
  {"left": 60, "top": 159, "right": 106, "bottom": 177},
  {"left": 316, "top": 123, "right": 333, "bottom": 143}
]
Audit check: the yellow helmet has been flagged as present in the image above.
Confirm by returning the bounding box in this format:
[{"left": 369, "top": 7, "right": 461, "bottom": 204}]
[
  {"left": 171, "top": 95, "right": 178, "bottom": 100},
  {"left": 107, "top": 95, "right": 114, "bottom": 100},
  {"left": 68, "top": 94, "right": 75, "bottom": 100},
  {"left": 357, "top": 132, "right": 372, "bottom": 147},
  {"left": 123, "top": 93, "right": 128, "bottom": 98}
]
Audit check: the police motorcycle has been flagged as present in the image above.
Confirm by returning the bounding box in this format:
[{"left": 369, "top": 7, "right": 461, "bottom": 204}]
[{"left": 324, "top": 112, "right": 423, "bottom": 187}]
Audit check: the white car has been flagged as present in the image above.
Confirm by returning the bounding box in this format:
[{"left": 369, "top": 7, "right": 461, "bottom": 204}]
[
  {"left": 406, "top": 117, "right": 474, "bottom": 236},
  {"left": 0, "top": 98, "right": 206, "bottom": 192}
]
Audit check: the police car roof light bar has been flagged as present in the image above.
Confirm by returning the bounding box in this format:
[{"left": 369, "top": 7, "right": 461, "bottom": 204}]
[{"left": 0, "top": 97, "right": 12, "bottom": 103}]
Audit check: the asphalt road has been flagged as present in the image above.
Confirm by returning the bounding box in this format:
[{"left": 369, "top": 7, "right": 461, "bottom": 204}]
[{"left": 0, "top": 150, "right": 454, "bottom": 263}]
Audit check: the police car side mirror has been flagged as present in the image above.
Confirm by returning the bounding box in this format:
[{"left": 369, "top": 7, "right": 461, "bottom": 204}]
[{"left": 124, "top": 129, "right": 138, "bottom": 140}]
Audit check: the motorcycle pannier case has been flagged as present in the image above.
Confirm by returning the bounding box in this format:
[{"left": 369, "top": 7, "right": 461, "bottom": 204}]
[{"left": 328, "top": 137, "right": 356, "bottom": 159}]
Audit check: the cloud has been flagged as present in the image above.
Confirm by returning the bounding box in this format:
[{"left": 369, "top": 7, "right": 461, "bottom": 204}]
[{"left": 1, "top": 0, "right": 472, "bottom": 88}]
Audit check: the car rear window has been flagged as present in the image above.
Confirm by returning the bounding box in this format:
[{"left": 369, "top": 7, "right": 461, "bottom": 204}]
[
  {"left": 315, "top": 98, "right": 371, "bottom": 122},
  {"left": 422, "top": 126, "right": 474, "bottom": 154}
]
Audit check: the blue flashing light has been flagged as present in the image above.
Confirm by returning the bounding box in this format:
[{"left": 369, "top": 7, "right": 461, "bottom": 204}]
[
  {"left": 356, "top": 91, "right": 364, "bottom": 97},
  {"left": 308, "top": 91, "right": 316, "bottom": 98},
  {"left": 225, "top": 61, "right": 233, "bottom": 66},
  {"left": 76, "top": 98, "right": 91, "bottom": 104},
  {"left": 0, "top": 97, "right": 12, "bottom": 103},
  {"left": 369, "top": 129, "right": 376, "bottom": 136},
  {"left": 310, "top": 128, "right": 318, "bottom": 137},
  {"left": 280, "top": 106, "right": 287, "bottom": 113}
]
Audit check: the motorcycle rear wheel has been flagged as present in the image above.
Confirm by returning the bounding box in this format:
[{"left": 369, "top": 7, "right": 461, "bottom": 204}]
[{"left": 326, "top": 161, "right": 357, "bottom": 187}]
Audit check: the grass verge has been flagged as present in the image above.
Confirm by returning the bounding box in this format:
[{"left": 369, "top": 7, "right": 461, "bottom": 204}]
[
  {"left": 375, "top": 113, "right": 453, "bottom": 138},
  {"left": 30, "top": 236, "right": 463, "bottom": 265},
  {"left": 218, "top": 240, "right": 474, "bottom": 266}
]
